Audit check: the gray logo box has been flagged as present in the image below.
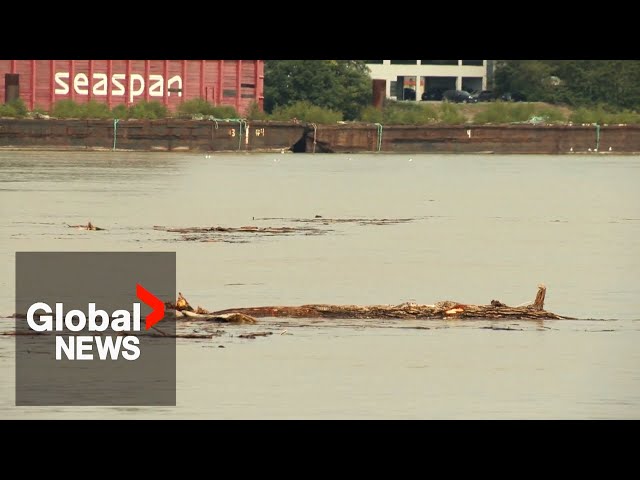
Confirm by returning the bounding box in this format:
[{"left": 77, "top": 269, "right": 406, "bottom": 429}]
[{"left": 16, "top": 252, "right": 176, "bottom": 406}]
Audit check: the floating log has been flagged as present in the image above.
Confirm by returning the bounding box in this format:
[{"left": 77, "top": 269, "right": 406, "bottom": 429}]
[{"left": 172, "top": 285, "right": 574, "bottom": 322}]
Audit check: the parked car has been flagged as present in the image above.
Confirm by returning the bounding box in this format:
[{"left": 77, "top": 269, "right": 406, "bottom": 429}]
[
  {"left": 442, "top": 90, "right": 478, "bottom": 103},
  {"left": 472, "top": 90, "right": 498, "bottom": 102},
  {"left": 421, "top": 88, "right": 446, "bottom": 101},
  {"left": 500, "top": 91, "right": 527, "bottom": 102},
  {"left": 402, "top": 88, "right": 416, "bottom": 101}
]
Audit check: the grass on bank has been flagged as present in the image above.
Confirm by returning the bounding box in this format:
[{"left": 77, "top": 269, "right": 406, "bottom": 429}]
[{"left": 2, "top": 97, "right": 640, "bottom": 125}]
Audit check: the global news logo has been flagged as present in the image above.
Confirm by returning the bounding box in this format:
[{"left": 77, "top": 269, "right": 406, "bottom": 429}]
[{"left": 25, "top": 284, "right": 165, "bottom": 361}]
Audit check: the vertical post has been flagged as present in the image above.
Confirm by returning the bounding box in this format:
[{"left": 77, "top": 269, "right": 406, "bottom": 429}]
[
  {"left": 235, "top": 60, "right": 242, "bottom": 113},
  {"left": 182, "top": 60, "right": 187, "bottom": 101},
  {"left": 125, "top": 59, "right": 131, "bottom": 106},
  {"left": 30, "top": 60, "right": 36, "bottom": 110},
  {"left": 256, "top": 59, "right": 264, "bottom": 110},
  {"left": 163, "top": 60, "right": 169, "bottom": 106},
  {"left": 200, "top": 60, "right": 206, "bottom": 100},
  {"left": 144, "top": 60, "right": 150, "bottom": 102},
  {"left": 69, "top": 60, "right": 75, "bottom": 102},
  {"left": 49, "top": 60, "right": 55, "bottom": 110},
  {"left": 107, "top": 60, "right": 113, "bottom": 109},
  {"left": 10, "top": 60, "right": 16, "bottom": 74},
  {"left": 217, "top": 60, "right": 224, "bottom": 106},
  {"left": 372, "top": 79, "right": 386, "bottom": 110},
  {"left": 88, "top": 60, "right": 93, "bottom": 103}
]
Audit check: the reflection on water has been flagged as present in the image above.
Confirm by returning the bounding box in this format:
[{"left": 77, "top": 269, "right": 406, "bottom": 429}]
[{"left": 0, "top": 151, "right": 639, "bottom": 419}]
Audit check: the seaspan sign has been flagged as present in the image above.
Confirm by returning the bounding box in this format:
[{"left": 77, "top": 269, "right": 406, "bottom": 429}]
[{"left": 54, "top": 72, "right": 183, "bottom": 102}]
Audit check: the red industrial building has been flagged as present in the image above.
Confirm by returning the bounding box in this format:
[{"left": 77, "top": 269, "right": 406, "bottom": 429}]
[{"left": 0, "top": 60, "right": 264, "bottom": 114}]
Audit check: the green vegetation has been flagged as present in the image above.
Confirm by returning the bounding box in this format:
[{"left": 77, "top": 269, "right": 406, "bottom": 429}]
[
  {"left": 52, "top": 100, "right": 112, "bottom": 119},
  {"left": 438, "top": 103, "right": 466, "bottom": 124},
  {"left": 0, "top": 98, "right": 28, "bottom": 117},
  {"left": 127, "top": 100, "right": 168, "bottom": 119},
  {"left": 264, "top": 60, "right": 371, "bottom": 120},
  {"left": 246, "top": 102, "right": 268, "bottom": 121},
  {"left": 569, "top": 105, "right": 640, "bottom": 125},
  {"left": 177, "top": 98, "right": 238, "bottom": 118},
  {"left": 473, "top": 102, "right": 567, "bottom": 124},
  {"left": 494, "top": 60, "right": 640, "bottom": 110},
  {"left": 378, "top": 101, "right": 438, "bottom": 124},
  {"left": 270, "top": 101, "right": 343, "bottom": 123}
]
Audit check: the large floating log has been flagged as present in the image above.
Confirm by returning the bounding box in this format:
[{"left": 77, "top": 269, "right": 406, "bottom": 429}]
[{"left": 171, "top": 286, "right": 574, "bottom": 322}]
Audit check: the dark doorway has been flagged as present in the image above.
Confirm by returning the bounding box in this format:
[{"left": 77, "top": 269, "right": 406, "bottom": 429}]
[{"left": 5, "top": 74, "right": 19, "bottom": 103}]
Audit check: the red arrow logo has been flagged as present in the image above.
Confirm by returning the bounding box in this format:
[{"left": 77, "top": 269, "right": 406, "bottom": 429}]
[{"left": 136, "top": 283, "right": 165, "bottom": 330}]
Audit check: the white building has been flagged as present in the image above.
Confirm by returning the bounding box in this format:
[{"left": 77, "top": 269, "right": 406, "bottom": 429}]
[{"left": 366, "top": 60, "right": 488, "bottom": 100}]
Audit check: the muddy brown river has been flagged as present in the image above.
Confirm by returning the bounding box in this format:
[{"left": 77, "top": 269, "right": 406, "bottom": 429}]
[{"left": 0, "top": 151, "right": 638, "bottom": 418}]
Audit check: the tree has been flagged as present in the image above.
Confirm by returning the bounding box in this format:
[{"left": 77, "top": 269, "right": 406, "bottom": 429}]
[
  {"left": 264, "top": 60, "right": 372, "bottom": 120},
  {"left": 494, "top": 60, "right": 640, "bottom": 110}
]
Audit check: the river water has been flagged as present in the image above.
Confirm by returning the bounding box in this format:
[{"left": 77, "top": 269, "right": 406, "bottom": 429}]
[{"left": 0, "top": 150, "right": 639, "bottom": 419}]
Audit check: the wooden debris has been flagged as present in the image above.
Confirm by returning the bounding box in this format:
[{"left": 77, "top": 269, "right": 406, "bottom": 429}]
[
  {"left": 176, "top": 292, "right": 193, "bottom": 311},
  {"left": 238, "top": 332, "right": 273, "bottom": 339},
  {"left": 153, "top": 225, "right": 323, "bottom": 235},
  {"left": 178, "top": 309, "right": 256, "bottom": 324},
  {"left": 67, "top": 221, "right": 105, "bottom": 231},
  {"left": 533, "top": 284, "right": 546, "bottom": 311},
  {"left": 207, "top": 285, "right": 572, "bottom": 321},
  {"left": 170, "top": 285, "right": 573, "bottom": 324},
  {"left": 254, "top": 217, "right": 415, "bottom": 226}
]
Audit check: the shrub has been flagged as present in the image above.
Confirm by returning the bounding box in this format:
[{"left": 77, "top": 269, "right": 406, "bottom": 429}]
[
  {"left": 377, "top": 101, "right": 438, "bottom": 124},
  {"left": 246, "top": 101, "right": 268, "bottom": 120},
  {"left": 0, "top": 100, "right": 28, "bottom": 117},
  {"left": 569, "top": 106, "right": 606, "bottom": 124},
  {"left": 51, "top": 100, "right": 84, "bottom": 118},
  {"left": 177, "top": 98, "right": 216, "bottom": 116},
  {"left": 606, "top": 110, "right": 640, "bottom": 124},
  {"left": 359, "top": 106, "right": 383, "bottom": 123},
  {"left": 270, "top": 101, "right": 342, "bottom": 123},
  {"left": 84, "top": 100, "right": 112, "bottom": 119},
  {"left": 127, "top": 100, "right": 168, "bottom": 119},
  {"left": 111, "top": 104, "right": 128, "bottom": 119},
  {"left": 209, "top": 105, "right": 239, "bottom": 118},
  {"left": 438, "top": 102, "right": 466, "bottom": 124},
  {"left": 177, "top": 98, "right": 239, "bottom": 118},
  {"left": 569, "top": 105, "right": 640, "bottom": 125},
  {"left": 536, "top": 107, "right": 567, "bottom": 123},
  {"left": 7, "top": 98, "right": 28, "bottom": 117}
]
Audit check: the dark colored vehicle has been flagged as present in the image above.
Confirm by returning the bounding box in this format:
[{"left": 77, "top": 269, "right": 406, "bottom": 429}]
[
  {"left": 421, "top": 88, "right": 445, "bottom": 101},
  {"left": 402, "top": 88, "right": 416, "bottom": 101},
  {"left": 500, "top": 91, "right": 527, "bottom": 102},
  {"left": 442, "top": 90, "right": 477, "bottom": 103},
  {"left": 472, "top": 90, "right": 498, "bottom": 102}
]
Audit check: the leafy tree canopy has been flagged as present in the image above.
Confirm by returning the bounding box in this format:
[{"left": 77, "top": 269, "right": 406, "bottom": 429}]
[
  {"left": 264, "top": 60, "right": 372, "bottom": 120},
  {"left": 494, "top": 60, "right": 640, "bottom": 110}
]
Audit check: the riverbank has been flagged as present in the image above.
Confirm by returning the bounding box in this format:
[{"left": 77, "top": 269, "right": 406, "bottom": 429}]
[{"left": 1, "top": 117, "right": 639, "bottom": 154}]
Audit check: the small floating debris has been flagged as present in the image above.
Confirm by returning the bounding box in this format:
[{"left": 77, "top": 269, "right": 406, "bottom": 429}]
[
  {"left": 238, "top": 332, "right": 273, "bottom": 339},
  {"left": 253, "top": 217, "right": 416, "bottom": 226},
  {"left": 67, "top": 221, "right": 105, "bottom": 231}
]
